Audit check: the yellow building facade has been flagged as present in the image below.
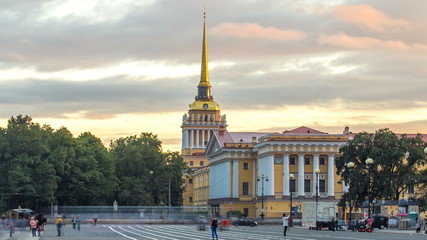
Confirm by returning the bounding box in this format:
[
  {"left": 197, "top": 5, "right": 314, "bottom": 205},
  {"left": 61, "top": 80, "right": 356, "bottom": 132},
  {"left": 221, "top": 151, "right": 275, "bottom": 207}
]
[{"left": 181, "top": 13, "right": 426, "bottom": 219}]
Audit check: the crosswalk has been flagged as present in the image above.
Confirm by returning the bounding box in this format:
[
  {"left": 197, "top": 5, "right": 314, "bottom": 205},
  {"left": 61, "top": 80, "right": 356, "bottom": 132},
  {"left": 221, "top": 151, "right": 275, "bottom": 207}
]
[{"left": 103, "top": 224, "right": 324, "bottom": 240}]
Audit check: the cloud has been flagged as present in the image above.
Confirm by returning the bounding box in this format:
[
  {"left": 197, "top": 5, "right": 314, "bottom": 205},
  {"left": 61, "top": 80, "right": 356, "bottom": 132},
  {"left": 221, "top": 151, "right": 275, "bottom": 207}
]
[
  {"left": 210, "top": 22, "right": 306, "bottom": 41},
  {"left": 331, "top": 4, "right": 410, "bottom": 32},
  {"left": 318, "top": 33, "right": 427, "bottom": 51}
]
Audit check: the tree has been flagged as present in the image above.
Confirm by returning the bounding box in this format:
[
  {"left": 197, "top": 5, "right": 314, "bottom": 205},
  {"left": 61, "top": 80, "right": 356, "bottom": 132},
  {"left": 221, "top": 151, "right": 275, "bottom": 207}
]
[
  {"left": 336, "top": 128, "right": 426, "bottom": 209},
  {"left": 0, "top": 115, "right": 57, "bottom": 211},
  {"left": 54, "top": 131, "right": 118, "bottom": 206},
  {"left": 110, "top": 133, "right": 189, "bottom": 206}
]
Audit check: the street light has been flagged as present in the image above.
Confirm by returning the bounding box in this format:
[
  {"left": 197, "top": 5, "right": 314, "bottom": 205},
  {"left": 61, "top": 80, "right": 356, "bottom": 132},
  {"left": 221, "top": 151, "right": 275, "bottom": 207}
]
[
  {"left": 289, "top": 174, "right": 295, "bottom": 219},
  {"left": 346, "top": 162, "right": 355, "bottom": 229},
  {"left": 257, "top": 173, "right": 269, "bottom": 221},
  {"left": 314, "top": 168, "right": 320, "bottom": 229},
  {"left": 365, "top": 158, "right": 374, "bottom": 218}
]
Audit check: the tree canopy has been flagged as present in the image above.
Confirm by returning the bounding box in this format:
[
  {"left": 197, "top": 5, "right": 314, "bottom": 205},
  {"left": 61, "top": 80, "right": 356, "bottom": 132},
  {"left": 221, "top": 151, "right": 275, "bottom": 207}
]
[
  {"left": 336, "top": 128, "right": 427, "bottom": 210},
  {"left": 0, "top": 115, "right": 188, "bottom": 212}
]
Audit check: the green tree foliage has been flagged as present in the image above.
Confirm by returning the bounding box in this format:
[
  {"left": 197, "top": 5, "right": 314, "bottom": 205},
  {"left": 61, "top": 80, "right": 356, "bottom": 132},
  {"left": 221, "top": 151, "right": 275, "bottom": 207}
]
[
  {"left": 0, "top": 115, "right": 57, "bottom": 211},
  {"left": 55, "top": 132, "right": 117, "bottom": 206},
  {"left": 0, "top": 115, "right": 188, "bottom": 212},
  {"left": 336, "top": 128, "right": 426, "bottom": 209},
  {"left": 110, "top": 133, "right": 189, "bottom": 206}
]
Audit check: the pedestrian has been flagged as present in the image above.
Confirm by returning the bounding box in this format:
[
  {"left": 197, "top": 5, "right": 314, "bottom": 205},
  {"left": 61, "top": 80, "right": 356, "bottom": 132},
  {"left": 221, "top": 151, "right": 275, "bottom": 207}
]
[
  {"left": 415, "top": 221, "right": 420, "bottom": 233},
  {"left": 30, "top": 217, "right": 38, "bottom": 237},
  {"left": 55, "top": 215, "right": 64, "bottom": 236},
  {"left": 76, "top": 215, "right": 81, "bottom": 231},
  {"left": 335, "top": 219, "right": 339, "bottom": 231},
  {"left": 331, "top": 217, "right": 335, "bottom": 231},
  {"left": 72, "top": 216, "right": 76, "bottom": 230},
  {"left": 9, "top": 220, "right": 14, "bottom": 238},
  {"left": 93, "top": 214, "right": 98, "bottom": 226},
  {"left": 35, "top": 214, "right": 44, "bottom": 237},
  {"left": 282, "top": 213, "right": 289, "bottom": 236},
  {"left": 211, "top": 217, "right": 218, "bottom": 240}
]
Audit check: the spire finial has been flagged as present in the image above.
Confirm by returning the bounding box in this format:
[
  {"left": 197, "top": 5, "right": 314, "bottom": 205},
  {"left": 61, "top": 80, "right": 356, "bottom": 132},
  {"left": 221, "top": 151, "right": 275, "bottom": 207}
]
[{"left": 196, "top": 7, "right": 212, "bottom": 100}]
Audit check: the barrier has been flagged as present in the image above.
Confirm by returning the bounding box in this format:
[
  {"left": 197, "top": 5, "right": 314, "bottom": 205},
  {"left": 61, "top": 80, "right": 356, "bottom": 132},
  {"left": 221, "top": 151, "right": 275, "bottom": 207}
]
[{"left": 219, "top": 219, "right": 230, "bottom": 231}]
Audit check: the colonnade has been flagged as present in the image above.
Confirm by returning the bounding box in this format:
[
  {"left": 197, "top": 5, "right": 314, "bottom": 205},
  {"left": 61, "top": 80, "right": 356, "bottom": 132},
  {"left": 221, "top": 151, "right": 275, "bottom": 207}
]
[{"left": 182, "top": 129, "right": 214, "bottom": 149}]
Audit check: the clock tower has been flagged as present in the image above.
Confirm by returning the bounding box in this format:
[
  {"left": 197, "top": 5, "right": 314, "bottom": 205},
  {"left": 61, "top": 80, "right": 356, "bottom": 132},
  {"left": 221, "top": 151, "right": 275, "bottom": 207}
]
[{"left": 181, "top": 11, "right": 227, "bottom": 205}]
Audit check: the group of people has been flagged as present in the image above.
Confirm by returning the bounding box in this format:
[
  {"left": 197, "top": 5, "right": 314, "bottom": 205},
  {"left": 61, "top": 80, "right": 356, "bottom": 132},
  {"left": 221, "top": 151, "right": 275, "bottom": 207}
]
[
  {"left": 55, "top": 214, "right": 85, "bottom": 236},
  {"left": 208, "top": 213, "right": 291, "bottom": 239},
  {"left": 3, "top": 213, "right": 46, "bottom": 238}
]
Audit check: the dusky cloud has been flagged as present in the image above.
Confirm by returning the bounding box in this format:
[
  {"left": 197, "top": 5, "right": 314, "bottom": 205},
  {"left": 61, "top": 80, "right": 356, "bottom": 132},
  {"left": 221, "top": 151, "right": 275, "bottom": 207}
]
[{"left": 0, "top": 0, "right": 426, "bottom": 151}]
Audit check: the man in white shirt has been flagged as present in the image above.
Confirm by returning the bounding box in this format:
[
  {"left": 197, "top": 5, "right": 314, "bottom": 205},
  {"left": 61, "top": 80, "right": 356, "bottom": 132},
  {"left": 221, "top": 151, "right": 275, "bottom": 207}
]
[{"left": 282, "top": 213, "right": 289, "bottom": 236}]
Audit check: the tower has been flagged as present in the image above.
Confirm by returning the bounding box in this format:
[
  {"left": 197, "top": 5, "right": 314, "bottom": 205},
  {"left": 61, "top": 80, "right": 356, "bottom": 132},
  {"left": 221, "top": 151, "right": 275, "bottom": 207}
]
[{"left": 181, "top": 11, "right": 227, "bottom": 206}]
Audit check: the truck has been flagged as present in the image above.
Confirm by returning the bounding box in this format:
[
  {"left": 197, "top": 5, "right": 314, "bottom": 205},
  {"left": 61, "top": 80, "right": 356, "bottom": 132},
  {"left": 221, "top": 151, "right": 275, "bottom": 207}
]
[{"left": 302, "top": 202, "right": 336, "bottom": 229}]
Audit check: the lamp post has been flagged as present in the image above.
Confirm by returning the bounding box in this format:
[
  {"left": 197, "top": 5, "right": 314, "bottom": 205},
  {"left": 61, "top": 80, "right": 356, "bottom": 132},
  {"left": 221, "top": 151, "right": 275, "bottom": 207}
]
[
  {"left": 289, "top": 174, "right": 295, "bottom": 219},
  {"left": 365, "top": 158, "right": 374, "bottom": 218},
  {"left": 257, "top": 173, "right": 269, "bottom": 222},
  {"left": 314, "top": 168, "right": 320, "bottom": 229},
  {"left": 346, "top": 162, "right": 355, "bottom": 229}
]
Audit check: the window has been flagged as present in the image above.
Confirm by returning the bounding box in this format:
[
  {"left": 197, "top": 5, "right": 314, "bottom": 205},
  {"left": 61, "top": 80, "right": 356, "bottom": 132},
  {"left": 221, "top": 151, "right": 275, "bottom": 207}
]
[
  {"left": 243, "top": 162, "right": 249, "bottom": 170},
  {"left": 319, "top": 179, "right": 326, "bottom": 192},
  {"left": 190, "top": 161, "right": 194, "bottom": 166},
  {"left": 305, "top": 158, "right": 311, "bottom": 165},
  {"left": 189, "top": 197, "right": 193, "bottom": 202},
  {"left": 200, "top": 161, "right": 204, "bottom": 166},
  {"left": 290, "top": 157, "right": 296, "bottom": 165},
  {"left": 243, "top": 208, "right": 249, "bottom": 217},
  {"left": 242, "top": 182, "right": 249, "bottom": 195},
  {"left": 304, "top": 179, "right": 311, "bottom": 193},
  {"left": 290, "top": 179, "right": 296, "bottom": 193},
  {"left": 319, "top": 157, "right": 325, "bottom": 165},
  {"left": 189, "top": 179, "right": 193, "bottom": 184}
]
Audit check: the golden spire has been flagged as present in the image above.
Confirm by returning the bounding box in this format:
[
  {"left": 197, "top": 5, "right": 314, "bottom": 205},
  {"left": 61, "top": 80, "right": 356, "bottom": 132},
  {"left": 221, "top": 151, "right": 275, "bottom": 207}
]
[{"left": 199, "top": 8, "right": 211, "bottom": 88}]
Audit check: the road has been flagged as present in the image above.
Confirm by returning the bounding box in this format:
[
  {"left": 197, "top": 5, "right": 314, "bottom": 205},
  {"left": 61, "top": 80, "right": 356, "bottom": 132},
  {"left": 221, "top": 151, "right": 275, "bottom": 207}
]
[{"left": 1, "top": 224, "right": 423, "bottom": 240}]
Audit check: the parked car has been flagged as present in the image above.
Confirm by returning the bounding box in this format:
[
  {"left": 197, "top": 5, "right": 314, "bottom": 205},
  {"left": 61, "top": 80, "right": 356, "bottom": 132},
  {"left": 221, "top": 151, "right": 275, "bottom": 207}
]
[
  {"left": 370, "top": 216, "right": 388, "bottom": 229},
  {"left": 232, "top": 218, "right": 258, "bottom": 227}
]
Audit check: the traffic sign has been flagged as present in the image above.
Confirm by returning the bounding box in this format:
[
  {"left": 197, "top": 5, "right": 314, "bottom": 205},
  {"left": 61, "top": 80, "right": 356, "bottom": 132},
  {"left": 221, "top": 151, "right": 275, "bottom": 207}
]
[
  {"left": 294, "top": 202, "right": 299, "bottom": 205},
  {"left": 229, "top": 205, "right": 233, "bottom": 210}
]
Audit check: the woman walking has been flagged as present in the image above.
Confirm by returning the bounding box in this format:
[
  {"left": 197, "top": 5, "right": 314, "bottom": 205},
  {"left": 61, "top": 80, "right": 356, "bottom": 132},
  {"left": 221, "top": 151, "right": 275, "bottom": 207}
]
[
  {"left": 211, "top": 217, "right": 218, "bottom": 240},
  {"left": 30, "top": 217, "right": 38, "bottom": 237},
  {"left": 282, "top": 213, "right": 289, "bottom": 236}
]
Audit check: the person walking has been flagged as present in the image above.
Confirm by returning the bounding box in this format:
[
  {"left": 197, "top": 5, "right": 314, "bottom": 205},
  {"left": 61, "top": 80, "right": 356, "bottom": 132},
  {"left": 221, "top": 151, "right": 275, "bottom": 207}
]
[
  {"left": 282, "top": 213, "right": 289, "bottom": 236},
  {"left": 211, "top": 217, "right": 218, "bottom": 240},
  {"left": 72, "top": 216, "right": 76, "bottom": 230},
  {"left": 55, "top": 215, "right": 64, "bottom": 236},
  {"left": 30, "top": 217, "right": 38, "bottom": 237},
  {"left": 8, "top": 220, "right": 14, "bottom": 238},
  {"left": 93, "top": 214, "right": 98, "bottom": 226},
  {"left": 76, "top": 215, "right": 81, "bottom": 231},
  {"left": 416, "top": 222, "right": 421, "bottom": 233},
  {"left": 335, "top": 219, "right": 339, "bottom": 231}
]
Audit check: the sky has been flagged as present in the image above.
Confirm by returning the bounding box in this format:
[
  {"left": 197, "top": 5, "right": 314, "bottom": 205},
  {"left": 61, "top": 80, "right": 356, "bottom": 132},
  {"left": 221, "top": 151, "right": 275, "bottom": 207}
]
[{"left": 0, "top": 0, "right": 426, "bottom": 152}]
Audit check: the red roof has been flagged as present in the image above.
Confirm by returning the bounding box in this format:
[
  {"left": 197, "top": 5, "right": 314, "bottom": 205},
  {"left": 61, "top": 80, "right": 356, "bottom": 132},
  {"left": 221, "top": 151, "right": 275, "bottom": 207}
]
[
  {"left": 283, "top": 126, "right": 328, "bottom": 135},
  {"left": 213, "top": 131, "right": 274, "bottom": 146}
]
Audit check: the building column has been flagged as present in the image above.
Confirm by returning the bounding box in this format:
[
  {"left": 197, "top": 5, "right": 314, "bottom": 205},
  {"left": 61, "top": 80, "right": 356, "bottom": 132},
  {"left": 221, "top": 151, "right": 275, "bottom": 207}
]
[
  {"left": 297, "top": 154, "right": 305, "bottom": 196},
  {"left": 328, "top": 154, "right": 335, "bottom": 196},
  {"left": 233, "top": 160, "right": 239, "bottom": 198},
  {"left": 189, "top": 130, "right": 193, "bottom": 148},
  {"left": 196, "top": 129, "right": 199, "bottom": 148},
  {"left": 202, "top": 130, "right": 205, "bottom": 148},
  {"left": 313, "top": 154, "right": 319, "bottom": 196},
  {"left": 283, "top": 154, "right": 290, "bottom": 196},
  {"left": 258, "top": 155, "right": 274, "bottom": 196}
]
